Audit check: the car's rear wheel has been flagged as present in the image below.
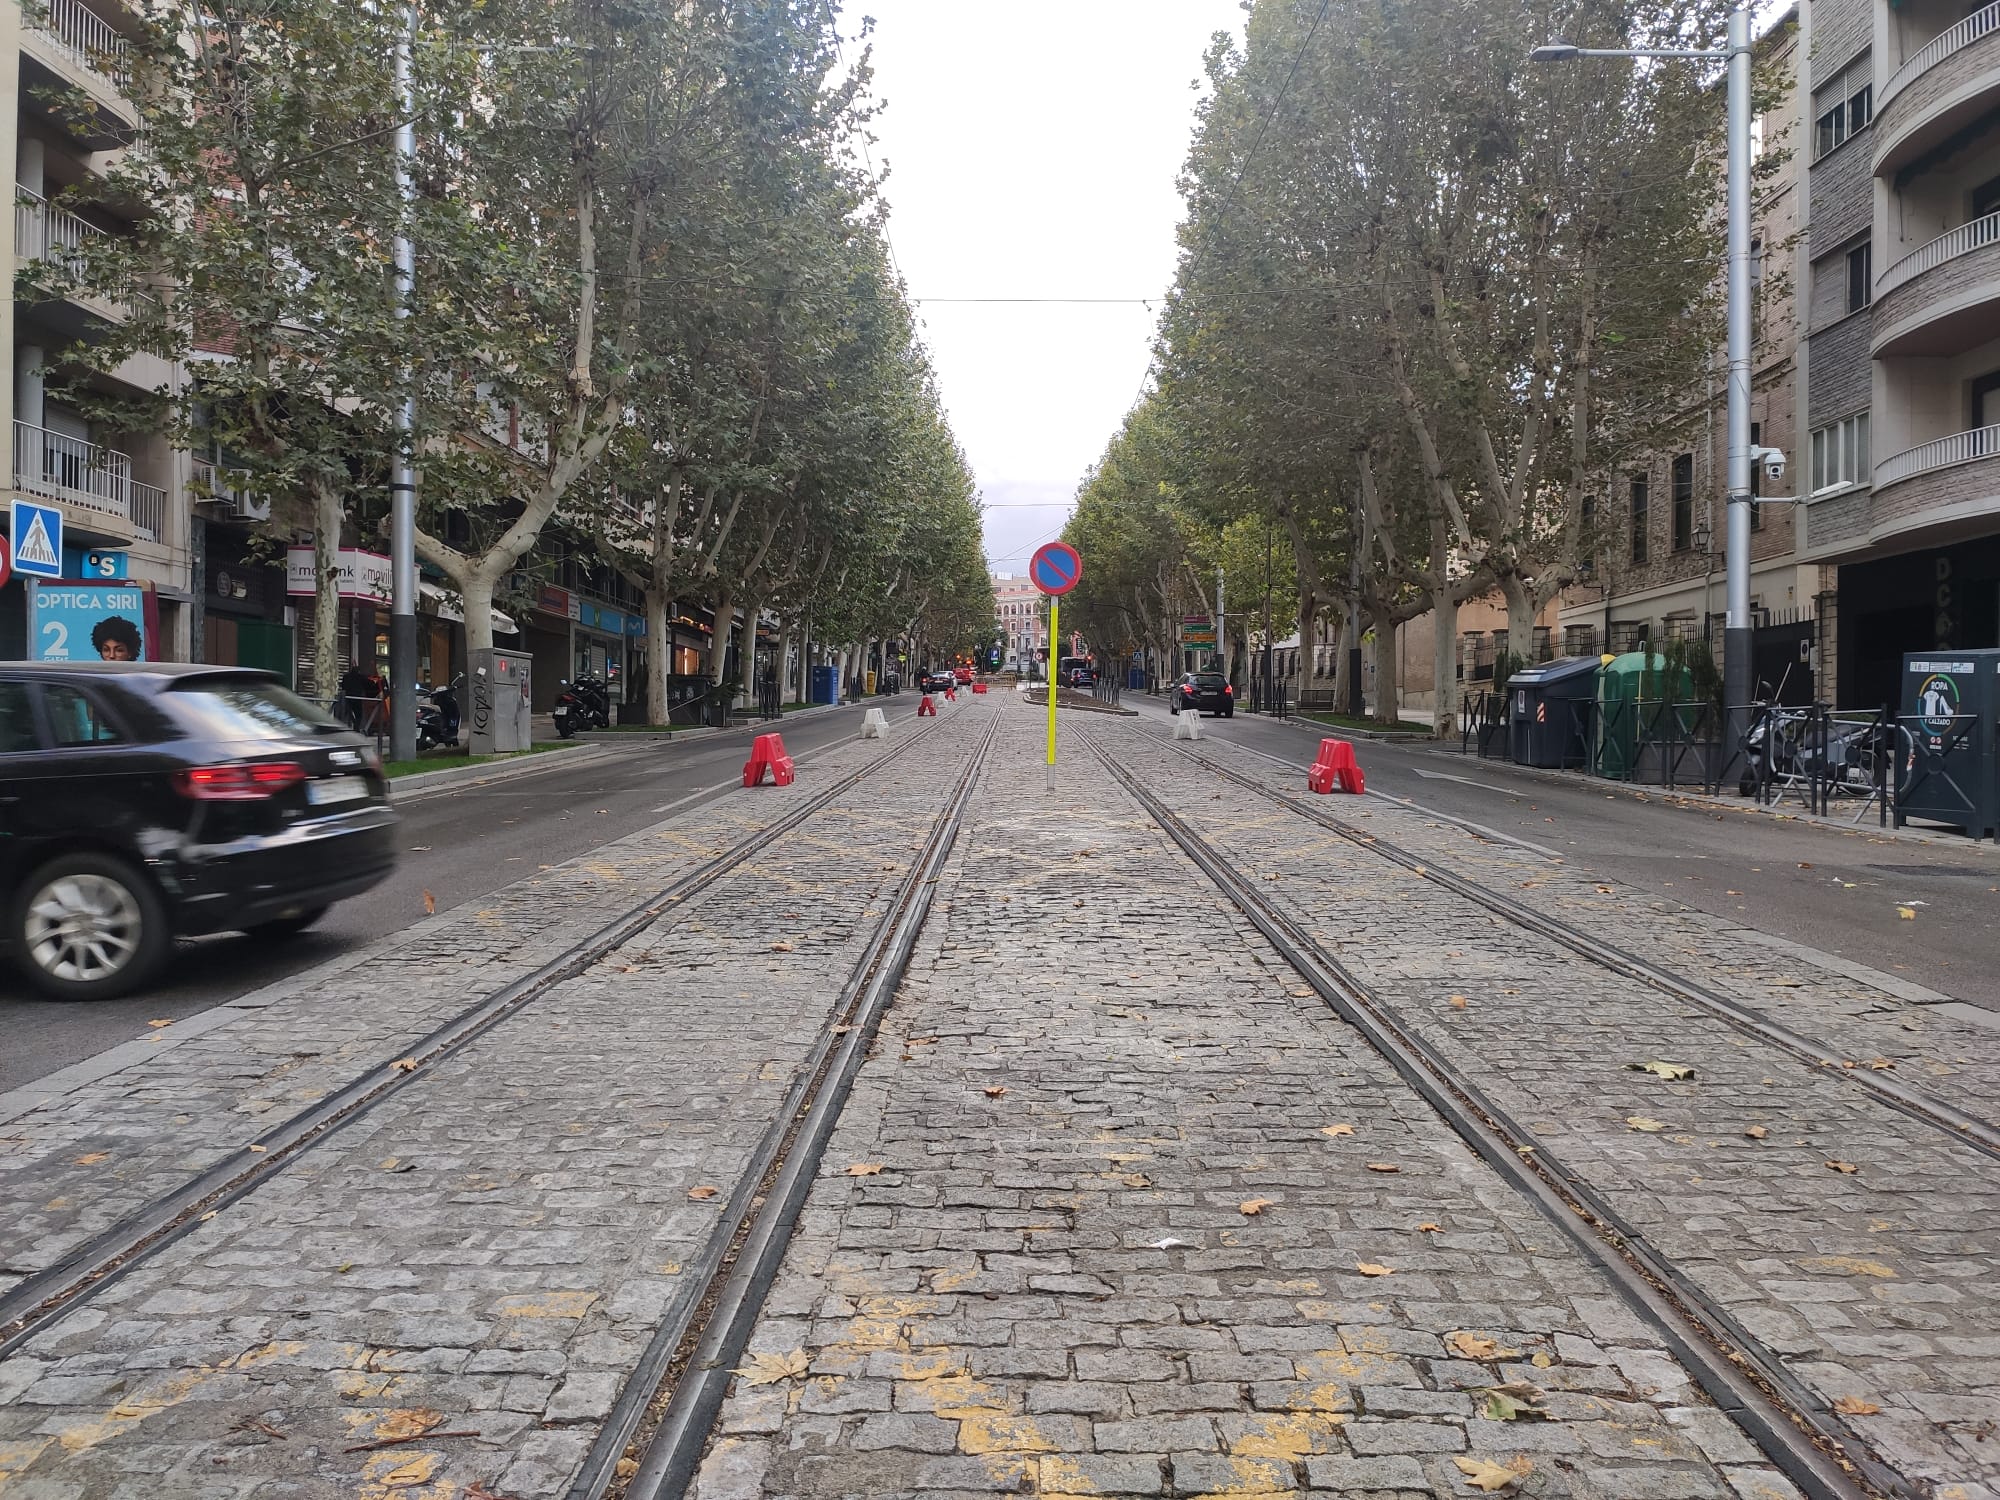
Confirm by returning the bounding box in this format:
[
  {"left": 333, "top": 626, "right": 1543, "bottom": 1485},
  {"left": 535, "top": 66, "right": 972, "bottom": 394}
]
[
  {"left": 15, "top": 852, "right": 169, "bottom": 1000},
  {"left": 246, "top": 905, "right": 329, "bottom": 941}
]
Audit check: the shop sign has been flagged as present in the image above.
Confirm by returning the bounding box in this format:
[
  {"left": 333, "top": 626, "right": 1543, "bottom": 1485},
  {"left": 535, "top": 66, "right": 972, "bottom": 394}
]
[
  {"left": 285, "top": 546, "right": 391, "bottom": 604},
  {"left": 30, "top": 582, "right": 151, "bottom": 661},
  {"left": 536, "top": 584, "right": 578, "bottom": 620}
]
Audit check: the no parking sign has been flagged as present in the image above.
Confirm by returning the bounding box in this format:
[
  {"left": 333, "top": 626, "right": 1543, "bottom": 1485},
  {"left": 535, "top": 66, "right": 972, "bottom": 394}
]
[{"left": 1029, "top": 543, "right": 1083, "bottom": 771}]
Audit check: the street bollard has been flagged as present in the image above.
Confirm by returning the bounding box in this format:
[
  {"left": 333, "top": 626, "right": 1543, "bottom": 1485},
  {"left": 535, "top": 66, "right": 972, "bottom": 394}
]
[
  {"left": 1173, "top": 713, "right": 1203, "bottom": 741},
  {"left": 861, "top": 707, "right": 889, "bottom": 740}
]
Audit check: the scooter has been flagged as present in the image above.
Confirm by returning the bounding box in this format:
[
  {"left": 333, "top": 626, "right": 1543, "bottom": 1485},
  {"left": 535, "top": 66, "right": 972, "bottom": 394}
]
[
  {"left": 552, "top": 674, "right": 611, "bottom": 738},
  {"left": 415, "top": 675, "right": 463, "bottom": 752}
]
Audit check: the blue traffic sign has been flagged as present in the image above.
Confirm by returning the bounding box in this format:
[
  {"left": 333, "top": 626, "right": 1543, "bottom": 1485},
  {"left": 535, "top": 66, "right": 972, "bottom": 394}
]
[
  {"left": 1029, "top": 541, "right": 1082, "bottom": 596},
  {"left": 10, "top": 500, "right": 62, "bottom": 578}
]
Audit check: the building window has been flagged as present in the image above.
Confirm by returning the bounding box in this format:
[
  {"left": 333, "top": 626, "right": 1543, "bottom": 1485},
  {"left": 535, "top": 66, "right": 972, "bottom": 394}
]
[
  {"left": 1629, "top": 473, "right": 1649, "bottom": 566},
  {"left": 1608, "top": 620, "right": 1650, "bottom": 654},
  {"left": 1809, "top": 412, "right": 1870, "bottom": 495},
  {"left": 1814, "top": 59, "right": 1872, "bottom": 159},
  {"left": 1671, "top": 453, "right": 1694, "bottom": 551},
  {"left": 1564, "top": 624, "right": 1599, "bottom": 657},
  {"left": 1846, "top": 241, "right": 1871, "bottom": 313}
]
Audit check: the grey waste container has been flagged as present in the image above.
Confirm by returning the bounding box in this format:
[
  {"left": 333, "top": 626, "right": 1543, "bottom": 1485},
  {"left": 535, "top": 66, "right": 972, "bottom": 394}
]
[
  {"left": 468, "top": 648, "right": 534, "bottom": 755},
  {"left": 1897, "top": 650, "right": 2000, "bottom": 839},
  {"left": 1507, "top": 656, "right": 1602, "bottom": 768}
]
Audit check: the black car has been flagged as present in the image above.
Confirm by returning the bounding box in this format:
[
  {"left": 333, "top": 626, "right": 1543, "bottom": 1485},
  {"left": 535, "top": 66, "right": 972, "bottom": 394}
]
[
  {"left": 1168, "top": 670, "right": 1234, "bottom": 717},
  {"left": 0, "top": 664, "right": 399, "bottom": 999},
  {"left": 920, "top": 669, "right": 957, "bottom": 693}
]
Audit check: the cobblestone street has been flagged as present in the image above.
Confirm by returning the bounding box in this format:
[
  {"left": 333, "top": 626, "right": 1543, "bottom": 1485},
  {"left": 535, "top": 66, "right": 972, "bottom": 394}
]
[{"left": 1, "top": 693, "right": 1996, "bottom": 1499}]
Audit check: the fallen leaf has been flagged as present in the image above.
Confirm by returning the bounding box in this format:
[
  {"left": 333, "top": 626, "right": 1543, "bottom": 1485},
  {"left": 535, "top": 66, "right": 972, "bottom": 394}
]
[
  {"left": 74, "top": 1152, "right": 109, "bottom": 1165},
  {"left": 1826, "top": 1160, "right": 1860, "bottom": 1174},
  {"left": 1355, "top": 1261, "right": 1394, "bottom": 1277},
  {"left": 984, "top": 1086, "right": 1009, "bottom": 1098},
  {"left": 1150, "top": 1237, "right": 1191, "bottom": 1250},
  {"left": 1448, "top": 1332, "right": 1504, "bottom": 1359},
  {"left": 1321, "top": 1124, "right": 1355, "bottom": 1138},
  {"left": 1455, "top": 1455, "right": 1532, "bottom": 1491},
  {"left": 1629, "top": 1061, "right": 1696, "bottom": 1080},
  {"left": 1797, "top": 861, "right": 1812, "bottom": 869},
  {"left": 1366, "top": 1163, "right": 1400, "bottom": 1174},
  {"left": 733, "top": 1349, "right": 810, "bottom": 1386},
  {"left": 1449, "top": 994, "right": 1470, "bottom": 1009},
  {"left": 1833, "top": 1396, "right": 1882, "bottom": 1416},
  {"left": 391, "top": 1058, "right": 418, "bottom": 1073},
  {"left": 1626, "top": 1116, "right": 1668, "bottom": 1132},
  {"left": 422, "top": 889, "right": 436, "bottom": 915},
  {"left": 379, "top": 1158, "right": 414, "bottom": 1173},
  {"left": 1868, "top": 1058, "right": 1895, "bottom": 1071},
  {"left": 147, "top": 1019, "right": 172, "bottom": 1029},
  {"left": 1530, "top": 1351, "right": 1555, "bottom": 1369},
  {"left": 1480, "top": 1386, "right": 1549, "bottom": 1422},
  {"left": 337, "top": 1262, "right": 353, "bottom": 1274},
  {"left": 770, "top": 940, "right": 795, "bottom": 952},
  {"left": 370, "top": 1409, "right": 444, "bottom": 1442},
  {"left": 1417, "top": 1222, "right": 1443, "bottom": 1232},
  {"left": 687, "top": 1185, "right": 719, "bottom": 1200},
  {"left": 844, "top": 1163, "right": 883, "bottom": 1177},
  {"left": 1898, "top": 906, "right": 1916, "bottom": 920},
  {"left": 1745, "top": 1126, "right": 1769, "bottom": 1140},
  {"left": 246, "top": 1144, "right": 266, "bottom": 1154},
  {"left": 1239, "top": 1198, "right": 1274, "bottom": 1216}
]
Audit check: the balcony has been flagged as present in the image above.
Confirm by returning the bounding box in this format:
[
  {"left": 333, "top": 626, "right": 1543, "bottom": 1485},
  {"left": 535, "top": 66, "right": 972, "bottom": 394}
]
[
  {"left": 1871, "top": 210, "right": 2000, "bottom": 356},
  {"left": 14, "top": 419, "right": 161, "bottom": 541},
  {"left": 1867, "top": 424, "right": 2000, "bottom": 550},
  {"left": 15, "top": 187, "right": 161, "bottom": 329},
  {"left": 1875, "top": 0, "right": 2000, "bottom": 176},
  {"left": 19, "top": 0, "right": 137, "bottom": 146}
]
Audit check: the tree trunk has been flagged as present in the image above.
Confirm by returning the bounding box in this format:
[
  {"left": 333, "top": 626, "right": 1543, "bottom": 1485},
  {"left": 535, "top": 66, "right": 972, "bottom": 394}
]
[
  {"left": 645, "top": 587, "right": 670, "bottom": 725},
  {"left": 1330, "top": 612, "right": 1353, "bottom": 714},
  {"left": 772, "top": 617, "right": 793, "bottom": 710},
  {"left": 735, "top": 596, "right": 764, "bottom": 703},
  {"left": 458, "top": 573, "right": 498, "bottom": 659},
  {"left": 707, "top": 594, "right": 734, "bottom": 686},
  {"left": 310, "top": 476, "right": 343, "bottom": 704},
  {"left": 1431, "top": 588, "right": 1458, "bottom": 737},
  {"left": 1369, "top": 605, "right": 1398, "bottom": 724},
  {"left": 1500, "top": 572, "right": 1536, "bottom": 664}
]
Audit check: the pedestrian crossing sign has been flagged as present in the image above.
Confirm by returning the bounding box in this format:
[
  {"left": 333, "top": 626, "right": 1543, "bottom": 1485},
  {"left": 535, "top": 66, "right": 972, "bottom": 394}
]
[{"left": 10, "top": 500, "right": 62, "bottom": 578}]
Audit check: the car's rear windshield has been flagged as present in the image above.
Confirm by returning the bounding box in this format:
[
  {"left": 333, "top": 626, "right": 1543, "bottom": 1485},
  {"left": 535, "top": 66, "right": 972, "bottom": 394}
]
[
  {"left": 1193, "top": 673, "right": 1226, "bottom": 687},
  {"left": 165, "top": 678, "right": 345, "bottom": 741}
]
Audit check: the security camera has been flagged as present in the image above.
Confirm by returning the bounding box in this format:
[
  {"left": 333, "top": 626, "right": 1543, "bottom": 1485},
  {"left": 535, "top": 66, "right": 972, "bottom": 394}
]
[{"left": 1755, "top": 446, "right": 1786, "bottom": 485}]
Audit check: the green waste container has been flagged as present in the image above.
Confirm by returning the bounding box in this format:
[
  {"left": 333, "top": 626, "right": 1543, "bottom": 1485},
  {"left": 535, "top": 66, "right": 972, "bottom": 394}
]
[{"left": 1593, "top": 652, "right": 1693, "bottom": 779}]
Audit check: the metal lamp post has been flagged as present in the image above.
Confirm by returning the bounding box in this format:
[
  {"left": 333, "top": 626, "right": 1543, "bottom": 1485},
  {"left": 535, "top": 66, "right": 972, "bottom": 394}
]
[
  {"left": 1531, "top": 2, "right": 1754, "bottom": 765},
  {"left": 388, "top": 1, "right": 419, "bottom": 763}
]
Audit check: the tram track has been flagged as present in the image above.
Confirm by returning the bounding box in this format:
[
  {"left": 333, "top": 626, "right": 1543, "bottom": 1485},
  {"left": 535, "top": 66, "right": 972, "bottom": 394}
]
[
  {"left": 0, "top": 712, "right": 960, "bottom": 1366},
  {"left": 1155, "top": 731, "right": 2000, "bottom": 1158},
  {"left": 1079, "top": 724, "right": 1911, "bottom": 1500}
]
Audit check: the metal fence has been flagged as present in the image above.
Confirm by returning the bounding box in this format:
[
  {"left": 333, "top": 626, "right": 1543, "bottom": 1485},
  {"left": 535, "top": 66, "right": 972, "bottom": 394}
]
[{"left": 1247, "top": 679, "right": 1289, "bottom": 717}]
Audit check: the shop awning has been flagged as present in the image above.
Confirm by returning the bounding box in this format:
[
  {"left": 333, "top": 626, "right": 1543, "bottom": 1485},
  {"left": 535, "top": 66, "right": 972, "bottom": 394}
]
[{"left": 420, "top": 580, "right": 519, "bottom": 635}]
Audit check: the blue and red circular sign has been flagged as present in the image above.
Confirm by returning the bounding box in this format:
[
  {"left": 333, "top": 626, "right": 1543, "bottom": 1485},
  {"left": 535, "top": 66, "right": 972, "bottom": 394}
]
[{"left": 1029, "top": 541, "right": 1082, "bottom": 597}]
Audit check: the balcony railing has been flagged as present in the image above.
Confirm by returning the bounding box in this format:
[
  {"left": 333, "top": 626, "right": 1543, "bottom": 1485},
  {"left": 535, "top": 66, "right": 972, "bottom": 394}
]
[
  {"left": 25, "top": 0, "right": 131, "bottom": 86},
  {"left": 1875, "top": 423, "right": 2000, "bottom": 487},
  {"left": 1876, "top": 208, "right": 2000, "bottom": 300},
  {"left": 13, "top": 418, "right": 161, "bottom": 539},
  {"left": 15, "top": 186, "right": 102, "bottom": 266},
  {"left": 1882, "top": 0, "right": 2000, "bottom": 108}
]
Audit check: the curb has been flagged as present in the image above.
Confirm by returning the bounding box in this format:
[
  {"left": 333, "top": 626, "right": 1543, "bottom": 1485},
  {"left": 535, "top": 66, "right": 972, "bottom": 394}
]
[{"left": 389, "top": 742, "right": 604, "bottom": 799}]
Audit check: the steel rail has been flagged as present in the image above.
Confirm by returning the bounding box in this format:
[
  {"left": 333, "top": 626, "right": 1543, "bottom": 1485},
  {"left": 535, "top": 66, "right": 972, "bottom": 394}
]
[
  {"left": 1154, "top": 733, "right": 2000, "bottom": 1159},
  {"left": 0, "top": 713, "right": 954, "bottom": 1361},
  {"left": 1081, "top": 726, "right": 1904, "bottom": 1500}
]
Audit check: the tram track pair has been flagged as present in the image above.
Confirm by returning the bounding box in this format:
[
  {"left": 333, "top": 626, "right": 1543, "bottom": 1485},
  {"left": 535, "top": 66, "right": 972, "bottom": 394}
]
[
  {"left": 1079, "top": 724, "right": 1912, "bottom": 1500},
  {"left": 0, "top": 710, "right": 960, "bottom": 1366},
  {"left": 1160, "top": 732, "right": 2000, "bottom": 1158}
]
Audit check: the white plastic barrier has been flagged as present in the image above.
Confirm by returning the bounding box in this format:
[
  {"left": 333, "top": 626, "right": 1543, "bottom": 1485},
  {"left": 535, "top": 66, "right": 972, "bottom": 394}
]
[
  {"left": 861, "top": 707, "right": 889, "bottom": 740},
  {"left": 1173, "top": 713, "right": 1203, "bottom": 740}
]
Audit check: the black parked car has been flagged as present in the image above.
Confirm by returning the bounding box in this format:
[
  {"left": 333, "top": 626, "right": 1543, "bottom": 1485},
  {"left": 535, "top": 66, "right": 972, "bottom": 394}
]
[
  {"left": 1168, "top": 671, "right": 1235, "bottom": 717},
  {"left": 0, "top": 664, "right": 399, "bottom": 1000},
  {"left": 920, "top": 669, "right": 957, "bottom": 693}
]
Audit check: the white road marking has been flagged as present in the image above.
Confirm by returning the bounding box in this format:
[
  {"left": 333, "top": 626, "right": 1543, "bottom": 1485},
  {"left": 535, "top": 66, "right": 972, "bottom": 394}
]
[{"left": 1412, "top": 768, "right": 1520, "bottom": 794}]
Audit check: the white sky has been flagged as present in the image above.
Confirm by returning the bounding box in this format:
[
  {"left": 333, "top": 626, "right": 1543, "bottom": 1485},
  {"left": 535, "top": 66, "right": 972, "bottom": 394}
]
[{"left": 844, "top": 2, "right": 1247, "bottom": 575}]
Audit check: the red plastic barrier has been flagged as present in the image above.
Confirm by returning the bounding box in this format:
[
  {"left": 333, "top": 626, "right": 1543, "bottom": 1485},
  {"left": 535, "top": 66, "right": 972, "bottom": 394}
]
[
  {"left": 945, "top": 687, "right": 957, "bottom": 701},
  {"left": 743, "top": 732, "right": 797, "bottom": 787},
  {"left": 971, "top": 682, "right": 988, "bottom": 695},
  {"left": 1307, "top": 737, "right": 1364, "bottom": 795},
  {"left": 917, "top": 694, "right": 937, "bottom": 717}
]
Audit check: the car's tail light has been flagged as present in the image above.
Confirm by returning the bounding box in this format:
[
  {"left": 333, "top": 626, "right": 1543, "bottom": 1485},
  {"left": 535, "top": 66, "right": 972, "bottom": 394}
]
[
  {"left": 175, "top": 762, "right": 307, "bottom": 800},
  {"left": 1225, "top": 684, "right": 1234, "bottom": 695}
]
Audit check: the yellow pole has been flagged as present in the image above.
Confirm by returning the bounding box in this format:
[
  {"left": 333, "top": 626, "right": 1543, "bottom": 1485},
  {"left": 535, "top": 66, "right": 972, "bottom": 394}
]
[{"left": 1046, "top": 598, "right": 1059, "bottom": 767}]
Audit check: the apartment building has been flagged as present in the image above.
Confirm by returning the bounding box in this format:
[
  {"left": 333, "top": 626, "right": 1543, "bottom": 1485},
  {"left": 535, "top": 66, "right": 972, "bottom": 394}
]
[
  {"left": 1557, "top": 12, "right": 1822, "bottom": 698},
  {"left": 1796, "top": 0, "right": 2000, "bottom": 711},
  {"left": 992, "top": 571, "right": 1047, "bottom": 672},
  {"left": 0, "top": 0, "right": 195, "bottom": 661}
]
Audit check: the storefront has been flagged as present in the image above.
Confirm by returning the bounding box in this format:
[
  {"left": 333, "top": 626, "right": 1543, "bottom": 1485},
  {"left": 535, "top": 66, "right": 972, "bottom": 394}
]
[
  {"left": 1837, "top": 536, "right": 2000, "bottom": 712},
  {"left": 200, "top": 523, "right": 293, "bottom": 680},
  {"left": 524, "top": 584, "right": 576, "bottom": 711}
]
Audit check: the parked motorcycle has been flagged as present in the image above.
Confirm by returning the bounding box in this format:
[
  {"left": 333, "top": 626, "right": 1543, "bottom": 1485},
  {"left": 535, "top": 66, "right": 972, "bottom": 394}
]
[
  {"left": 553, "top": 674, "right": 611, "bottom": 738},
  {"left": 415, "top": 675, "right": 463, "bottom": 753}
]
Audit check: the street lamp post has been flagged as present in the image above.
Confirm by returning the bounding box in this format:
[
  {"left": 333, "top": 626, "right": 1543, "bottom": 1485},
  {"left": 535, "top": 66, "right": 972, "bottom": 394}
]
[
  {"left": 388, "top": 1, "right": 418, "bottom": 764},
  {"left": 1532, "top": 2, "right": 1755, "bottom": 768}
]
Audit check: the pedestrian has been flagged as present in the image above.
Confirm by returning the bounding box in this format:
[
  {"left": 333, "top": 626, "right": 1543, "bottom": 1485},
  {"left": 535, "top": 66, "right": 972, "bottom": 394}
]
[{"left": 338, "top": 661, "right": 374, "bottom": 732}]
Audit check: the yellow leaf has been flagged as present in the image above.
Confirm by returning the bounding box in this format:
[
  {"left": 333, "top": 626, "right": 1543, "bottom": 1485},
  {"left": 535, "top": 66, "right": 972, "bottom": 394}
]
[
  {"left": 688, "top": 1185, "right": 719, "bottom": 1200},
  {"left": 370, "top": 1408, "right": 444, "bottom": 1442},
  {"left": 1826, "top": 1159, "right": 1860, "bottom": 1174},
  {"left": 422, "top": 889, "right": 436, "bottom": 915},
  {"left": 246, "top": 1144, "right": 266, "bottom": 1154},
  {"left": 1355, "top": 1261, "right": 1394, "bottom": 1277},
  {"left": 1745, "top": 1126, "right": 1769, "bottom": 1139},
  {"left": 1447, "top": 1330, "right": 1521, "bottom": 1360},
  {"left": 1833, "top": 1396, "right": 1882, "bottom": 1416},
  {"left": 1868, "top": 1057, "right": 1895, "bottom": 1071},
  {"left": 1897, "top": 906, "right": 1916, "bottom": 920},
  {"left": 1450, "top": 995, "right": 1470, "bottom": 1009},
  {"left": 1629, "top": 1061, "right": 1695, "bottom": 1080},
  {"left": 1321, "top": 1124, "right": 1355, "bottom": 1138},
  {"left": 844, "top": 1163, "right": 883, "bottom": 1177},
  {"left": 147, "top": 1019, "right": 173, "bottom": 1028},
  {"left": 734, "top": 1349, "right": 810, "bottom": 1386},
  {"left": 391, "top": 1058, "right": 418, "bottom": 1073},
  {"left": 1455, "top": 1455, "right": 1532, "bottom": 1491},
  {"left": 1366, "top": 1163, "right": 1400, "bottom": 1174},
  {"left": 1626, "top": 1116, "right": 1667, "bottom": 1132},
  {"left": 74, "top": 1152, "right": 109, "bottom": 1165},
  {"left": 770, "top": 940, "right": 796, "bottom": 951},
  {"left": 984, "top": 1086, "right": 1009, "bottom": 1098},
  {"left": 1239, "top": 1198, "right": 1274, "bottom": 1216},
  {"left": 1418, "top": 1222, "right": 1443, "bottom": 1232},
  {"left": 1531, "top": 1351, "right": 1554, "bottom": 1369}
]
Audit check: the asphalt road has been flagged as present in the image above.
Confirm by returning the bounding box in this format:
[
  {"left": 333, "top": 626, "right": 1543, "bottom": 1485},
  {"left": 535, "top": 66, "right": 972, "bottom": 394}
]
[
  {"left": 0, "top": 699, "right": 913, "bottom": 1093},
  {"left": 1123, "top": 691, "right": 2000, "bottom": 1011}
]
